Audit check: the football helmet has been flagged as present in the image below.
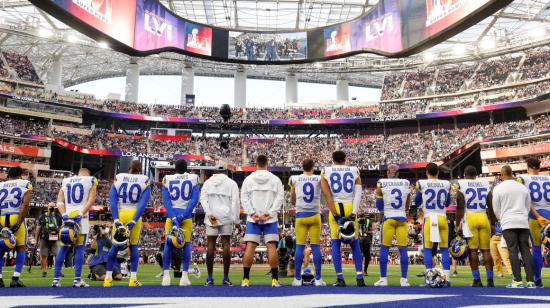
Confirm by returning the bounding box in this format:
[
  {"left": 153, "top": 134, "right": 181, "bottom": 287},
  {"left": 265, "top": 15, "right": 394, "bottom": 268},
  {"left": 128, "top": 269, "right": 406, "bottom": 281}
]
[
  {"left": 60, "top": 219, "right": 80, "bottom": 245},
  {"left": 167, "top": 227, "right": 185, "bottom": 250},
  {"left": 541, "top": 224, "right": 550, "bottom": 249},
  {"left": 450, "top": 237, "right": 469, "bottom": 261},
  {"left": 0, "top": 227, "right": 16, "bottom": 251},
  {"left": 112, "top": 225, "right": 130, "bottom": 250},
  {"left": 338, "top": 218, "right": 356, "bottom": 244},
  {"left": 190, "top": 264, "right": 201, "bottom": 278},
  {"left": 425, "top": 268, "right": 447, "bottom": 288}
]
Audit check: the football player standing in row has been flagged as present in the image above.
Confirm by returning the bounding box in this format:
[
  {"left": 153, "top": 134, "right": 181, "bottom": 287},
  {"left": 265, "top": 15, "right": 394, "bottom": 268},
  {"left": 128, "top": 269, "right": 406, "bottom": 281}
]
[
  {"left": 289, "top": 159, "right": 326, "bottom": 286},
  {"left": 240, "top": 155, "right": 284, "bottom": 287},
  {"left": 52, "top": 168, "right": 98, "bottom": 287},
  {"left": 414, "top": 163, "right": 452, "bottom": 286},
  {"left": 321, "top": 151, "right": 365, "bottom": 287},
  {"left": 104, "top": 160, "right": 151, "bottom": 287},
  {"left": 0, "top": 166, "right": 32, "bottom": 288},
  {"left": 201, "top": 166, "right": 240, "bottom": 286},
  {"left": 518, "top": 158, "right": 550, "bottom": 288},
  {"left": 374, "top": 164, "right": 411, "bottom": 287},
  {"left": 161, "top": 159, "right": 200, "bottom": 286},
  {"left": 455, "top": 165, "right": 494, "bottom": 287}
]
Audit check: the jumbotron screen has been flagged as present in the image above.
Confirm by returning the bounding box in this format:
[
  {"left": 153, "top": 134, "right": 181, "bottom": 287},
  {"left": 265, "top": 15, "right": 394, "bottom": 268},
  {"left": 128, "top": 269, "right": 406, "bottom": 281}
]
[{"left": 35, "top": 0, "right": 507, "bottom": 64}]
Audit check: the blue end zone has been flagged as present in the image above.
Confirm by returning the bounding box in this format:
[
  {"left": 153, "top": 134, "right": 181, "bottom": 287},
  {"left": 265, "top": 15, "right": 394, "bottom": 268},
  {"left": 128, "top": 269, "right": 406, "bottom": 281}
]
[{"left": 2, "top": 286, "right": 550, "bottom": 307}]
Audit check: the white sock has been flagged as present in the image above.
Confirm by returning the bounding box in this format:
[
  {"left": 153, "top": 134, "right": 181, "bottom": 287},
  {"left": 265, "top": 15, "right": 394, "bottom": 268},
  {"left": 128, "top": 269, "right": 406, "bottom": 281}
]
[
  {"left": 182, "top": 271, "right": 188, "bottom": 275},
  {"left": 131, "top": 272, "right": 137, "bottom": 279},
  {"left": 13, "top": 272, "right": 20, "bottom": 278},
  {"left": 0, "top": 274, "right": 3, "bottom": 279},
  {"left": 105, "top": 271, "right": 113, "bottom": 280},
  {"left": 380, "top": 277, "right": 387, "bottom": 281},
  {"left": 163, "top": 270, "right": 169, "bottom": 277}
]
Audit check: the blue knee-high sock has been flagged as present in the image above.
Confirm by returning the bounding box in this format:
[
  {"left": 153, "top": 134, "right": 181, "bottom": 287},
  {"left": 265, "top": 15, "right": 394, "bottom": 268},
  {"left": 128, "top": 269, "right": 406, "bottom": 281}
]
[
  {"left": 351, "top": 240, "right": 364, "bottom": 279},
  {"left": 311, "top": 244, "right": 322, "bottom": 280},
  {"left": 423, "top": 248, "right": 433, "bottom": 269},
  {"left": 182, "top": 242, "right": 191, "bottom": 272},
  {"left": 379, "top": 245, "right": 389, "bottom": 278},
  {"left": 162, "top": 242, "right": 172, "bottom": 271},
  {"left": 14, "top": 250, "right": 25, "bottom": 275},
  {"left": 399, "top": 248, "right": 408, "bottom": 278},
  {"left": 331, "top": 239, "right": 343, "bottom": 280},
  {"left": 130, "top": 245, "right": 139, "bottom": 273},
  {"left": 441, "top": 248, "right": 451, "bottom": 271},
  {"left": 486, "top": 270, "right": 493, "bottom": 280},
  {"left": 472, "top": 269, "right": 480, "bottom": 280},
  {"left": 106, "top": 246, "right": 118, "bottom": 272},
  {"left": 74, "top": 244, "right": 85, "bottom": 280},
  {"left": 54, "top": 246, "right": 68, "bottom": 279},
  {"left": 294, "top": 244, "right": 305, "bottom": 280},
  {"left": 533, "top": 245, "right": 543, "bottom": 281}
]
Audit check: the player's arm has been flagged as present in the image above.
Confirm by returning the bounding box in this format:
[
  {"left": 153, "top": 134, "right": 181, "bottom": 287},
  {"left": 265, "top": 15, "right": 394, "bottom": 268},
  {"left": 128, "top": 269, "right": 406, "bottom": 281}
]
[
  {"left": 231, "top": 182, "right": 241, "bottom": 225},
  {"left": 289, "top": 178, "right": 296, "bottom": 207},
  {"left": 132, "top": 182, "right": 151, "bottom": 222},
  {"left": 183, "top": 184, "right": 200, "bottom": 218},
  {"left": 240, "top": 179, "right": 258, "bottom": 221},
  {"left": 455, "top": 186, "right": 465, "bottom": 232},
  {"left": 266, "top": 179, "right": 284, "bottom": 220},
  {"left": 83, "top": 178, "right": 98, "bottom": 216},
  {"left": 109, "top": 183, "right": 121, "bottom": 226},
  {"left": 486, "top": 191, "right": 497, "bottom": 225},
  {"left": 352, "top": 176, "right": 362, "bottom": 215},
  {"left": 375, "top": 182, "right": 384, "bottom": 212},
  {"left": 161, "top": 179, "right": 176, "bottom": 222},
  {"left": 413, "top": 182, "right": 422, "bottom": 208},
  {"left": 56, "top": 187, "right": 66, "bottom": 216},
  {"left": 491, "top": 190, "right": 501, "bottom": 219},
  {"left": 320, "top": 176, "right": 337, "bottom": 216},
  {"left": 14, "top": 182, "right": 32, "bottom": 231}
]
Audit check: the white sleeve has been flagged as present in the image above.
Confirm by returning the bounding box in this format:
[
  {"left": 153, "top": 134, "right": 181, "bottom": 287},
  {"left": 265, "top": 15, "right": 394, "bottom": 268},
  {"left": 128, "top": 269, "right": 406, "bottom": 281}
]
[
  {"left": 269, "top": 178, "right": 284, "bottom": 217},
  {"left": 240, "top": 179, "right": 253, "bottom": 215},
  {"left": 352, "top": 184, "right": 362, "bottom": 215},
  {"left": 231, "top": 182, "right": 241, "bottom": 224},
  {"left": 492, "top": 189, "right": 501, "bottom": 219},
  {"left": 200, "top": 183, "right": 211, "bottom": 217}
]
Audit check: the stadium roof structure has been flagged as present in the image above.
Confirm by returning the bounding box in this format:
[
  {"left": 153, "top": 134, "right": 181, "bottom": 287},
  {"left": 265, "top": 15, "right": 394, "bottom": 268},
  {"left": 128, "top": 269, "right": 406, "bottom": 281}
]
[{"left": 0, "top": 0, "right": 549, "bottom": 89}]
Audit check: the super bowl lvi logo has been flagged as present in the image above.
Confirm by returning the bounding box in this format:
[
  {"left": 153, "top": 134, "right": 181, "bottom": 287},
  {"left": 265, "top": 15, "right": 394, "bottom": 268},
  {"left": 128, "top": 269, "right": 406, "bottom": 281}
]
[{"left": 73, "top": 0, "right": 113, "bottom": 24}]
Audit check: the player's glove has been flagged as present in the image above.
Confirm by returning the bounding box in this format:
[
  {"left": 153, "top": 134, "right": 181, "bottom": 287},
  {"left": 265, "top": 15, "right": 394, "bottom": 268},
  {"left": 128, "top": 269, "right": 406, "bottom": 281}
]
[
  {"left": 114, "top": 219, "right": 123, "bottom": 228},
  {"left": 126, "top": 220, "right": 137, "bottom": 231},
  {"left": 62, "top": 214, "right": 70, "bottom": 223},
  {"left": 537, "top": 216, "right": 550, "bottom": 227},
  {"left": 333, "top": 214, "right": 343, "bottom": 224}
]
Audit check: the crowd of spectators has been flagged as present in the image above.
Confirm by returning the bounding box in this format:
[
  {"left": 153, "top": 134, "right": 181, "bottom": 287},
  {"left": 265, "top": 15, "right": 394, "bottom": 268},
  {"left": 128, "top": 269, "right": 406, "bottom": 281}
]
[
  {"left": 0, "top": 116, "right": 48, "bottom": 136},
  {"left": 521, "top": 49, "right": 550, "bottom": 81},
  {"left": 2, "top": 52, "right": 41, "bottom": 84},
  {"left": 435, "top": 65, "right": 475, "bottom": 94},
  {"left": 471, "top": 56, "right": 521, "bottom": 89}
]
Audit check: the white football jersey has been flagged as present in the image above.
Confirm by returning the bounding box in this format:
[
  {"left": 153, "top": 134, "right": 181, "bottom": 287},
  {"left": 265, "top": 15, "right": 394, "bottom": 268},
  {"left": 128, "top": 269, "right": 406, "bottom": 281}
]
[
  {"left": 377, "top": 178, "right": 410, "bottom": 219},
  {"left": 289, "top": 174, "right": 322, "bottom": 213},
  {"left": 518, "top": 174, "right": 550, "bottom": 210},
  {"left": 113, "top": 173, "right": 151, "bottom": 209},
  {"left": 0, "top": 179, "right": 32, "bottom": 215},
  {"left": 162, "top": 173, "right": 200, "bottom": 210},
  {"left": 454, "top": 179, "right": 490, "bottom": 213},
  {"left": 62, "top": 176, "right": 98, "bottom": 214},
  {"left": 322, "top": 165, "right": 360, "bottom": 203},
  {"left": 416, "top": 179, "right": 451, "bottom": 216}
]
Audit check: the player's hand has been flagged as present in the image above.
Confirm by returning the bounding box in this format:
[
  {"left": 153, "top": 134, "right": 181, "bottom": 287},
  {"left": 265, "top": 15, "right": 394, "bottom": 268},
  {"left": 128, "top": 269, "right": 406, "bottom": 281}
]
[
  {"left": 251, "top": 213, "right": 260, "bottom": 222},
  {"left": 260, "top": 213, "right": 271, "bottom": 221},
  {"left": 126, "top": 220, "right": 136, "bottom": 231},
  {"left": 114, "top": 219, "right": 123, "bottom": 228},
  {"left": 208, "top": 216, "right": 218, "bottom": 226},
  {"left": 537, "top": 216, "right": 550, "bottom": 227},
  {"left": 10, "top": 223, "right": 20, "bottom": 233}
]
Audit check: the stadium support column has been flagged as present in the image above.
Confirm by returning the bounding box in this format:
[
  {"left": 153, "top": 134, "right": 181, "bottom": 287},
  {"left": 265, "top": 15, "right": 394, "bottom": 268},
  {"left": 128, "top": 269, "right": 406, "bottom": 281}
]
[
  {"left": 234, "top": 66, "right": 246, "bottom": 108},
  {"left": 46, "top": 55, "right": 63, "bottom": 93},
  {"left": 336, "top": 76, "right": 349, "bottom": 103},
  {"left": 125, "top": 59, "right": 140, "bottom": 103},
  {"left": 285, "top": 72, "right": 298, "bottom": 104},
  {"left": 181, "top": 64, "right": 194, "bottom": 105}
]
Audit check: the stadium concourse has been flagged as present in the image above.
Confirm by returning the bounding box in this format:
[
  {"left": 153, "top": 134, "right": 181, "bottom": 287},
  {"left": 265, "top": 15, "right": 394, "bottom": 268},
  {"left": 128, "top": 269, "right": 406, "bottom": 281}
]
[{"left": 2, "top": 0, "right": 550, "bottom": 307}]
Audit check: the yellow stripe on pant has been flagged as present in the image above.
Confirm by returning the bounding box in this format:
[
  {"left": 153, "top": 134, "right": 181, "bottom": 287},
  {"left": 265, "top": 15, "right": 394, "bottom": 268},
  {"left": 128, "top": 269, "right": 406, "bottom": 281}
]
[
  {"left": 0, "top": 215, "right": 26, "bottom": 246},
  {"left": 112, "top": 209, "right": 143, "bottom": 246},
  {"left": 328, "top": 202, "right": 358, "bottom": 240}
]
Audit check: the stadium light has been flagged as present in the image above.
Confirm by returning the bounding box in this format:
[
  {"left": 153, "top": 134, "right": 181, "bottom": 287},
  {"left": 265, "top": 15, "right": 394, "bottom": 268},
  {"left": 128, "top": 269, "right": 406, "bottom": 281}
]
[
  {"left": 479, "top": 38, "right": 495, "bottom": 51},
  {"left": 453, "top": 44, "right": 467, "bottom": 56},
  {"left": 423, "top": 52, "right": 435, "bottom": 63},
  {"left": 38, "top": 28, "right": 53, "bottom": 38},
  {"left": 98, "top": 41, "right": 109, "bottom": 49}
]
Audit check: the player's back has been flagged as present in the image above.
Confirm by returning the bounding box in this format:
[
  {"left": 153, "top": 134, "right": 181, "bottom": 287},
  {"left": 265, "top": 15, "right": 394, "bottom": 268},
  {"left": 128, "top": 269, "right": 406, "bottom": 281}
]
[
  {"left": 62, "top": 175, "right": 97, "bottom": 212},
  {"left": 518, "top": 174, "right": 550, "bottom": 210},
  {"left": 378, "top": 178, "right": 410, "bottom": 218},
  {"left": 113, "top": 173, "right": 150, "bottom": 209},
  {"left": 322, "top": 165, "right": 359, "bottom": 203},
  {"left": 0, "top": 179, "right": 32, "bottom": 214},
  {"left": 163, "top": 172, "right": 199, "bottom": 210},
  {"left": 417, "top": 179, "right": 450, "bottom": 216},
  {"left": 455, "top": 179, "right": 490, "bottom": 213},
  {"left": 290, "top": 174, "right": 321, "bottom": 213}
]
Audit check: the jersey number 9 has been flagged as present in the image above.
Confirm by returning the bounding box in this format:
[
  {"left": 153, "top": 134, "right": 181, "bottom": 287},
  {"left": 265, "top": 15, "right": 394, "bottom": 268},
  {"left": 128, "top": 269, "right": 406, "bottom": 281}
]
[{"left": 302, "top": 182, "right": 315, "bottom": 203}]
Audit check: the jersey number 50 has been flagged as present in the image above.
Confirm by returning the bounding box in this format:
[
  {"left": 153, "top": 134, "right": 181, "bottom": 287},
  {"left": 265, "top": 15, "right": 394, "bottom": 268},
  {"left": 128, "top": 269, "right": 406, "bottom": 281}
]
[{"left": 169, "top": 180, "right": 193, "bottom": 201}]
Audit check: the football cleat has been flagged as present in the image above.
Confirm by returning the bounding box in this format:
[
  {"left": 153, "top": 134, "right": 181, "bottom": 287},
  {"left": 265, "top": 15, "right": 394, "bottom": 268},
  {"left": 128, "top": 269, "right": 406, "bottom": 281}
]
[
  {"left": 374, "top": 278, "right": 388, "bottom": 287},
  {"left": 161, "top": 275, "right": 171, "bottom": 286},
  {"left": 204, "top": 280, "right": 214, "bottom": 286},
  {"left": 452, "top": 271, "right": 458, "bottom": 278},
  {"left": 487, "top": 279, "right": 495, "bottom": 288},
  {"left": 314, "top": 278, "right": 326, "bottom": 287},
  {"left": 526, "top": 282, "right": 537, "bottom": 289},
  {"left": 506, "top": 281, "right": 524, "bottom": 288},
  {"left": 292, "top": 278, "right": 302, "bottom": 286},
  {"left": 103, "top": 278, "right": 113, "bottom": 288},
  {"left": 10, "top": 278, "right": 25, "bottom": 288},
  {"left": 356, "top": 278, "right": 366, "bottom": 287},
  {"left": 400, "top": 278, "right": 411, "bottom": 287},
  {"left": 271, "top": 279, "right": 281, "bottom": 287},
  {"left": 179, "top": 272, "right": 191, "bottom": 286},
  {"left": 241, "top": 278, "right": 250, "bottom": 287},
  {"left": 42, "top": 272, "right": 47, "bottom": 278},
  {"left": 51, "top": 280, "right": 60, "bottom": 288},
  {"left": 333, "top": 279, "right": 346, "bottom": 287},
  {"left": 472, "top": 279, "right": 483, "bottom": 287},
  {"left": 73, "top": 280, "right": 89, "bottom": 288},
  {"left": 222, "top": 279, "right": 233, "bottom": 286},
  {"left": 535, "top": 278, "right": 544, "bottom": 288},
  {"left": 129, "top": 278, "right": 142, "bottom": 287}
]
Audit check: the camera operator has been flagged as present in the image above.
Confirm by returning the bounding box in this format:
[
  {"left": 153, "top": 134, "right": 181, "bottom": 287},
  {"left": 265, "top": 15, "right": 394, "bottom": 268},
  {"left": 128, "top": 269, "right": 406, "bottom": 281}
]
[
  {"left": 88, "top": 224, "right": 123, "bottom": 281},
  {"left": 34, "top": 202, "right": 62, "bottom": 277}
]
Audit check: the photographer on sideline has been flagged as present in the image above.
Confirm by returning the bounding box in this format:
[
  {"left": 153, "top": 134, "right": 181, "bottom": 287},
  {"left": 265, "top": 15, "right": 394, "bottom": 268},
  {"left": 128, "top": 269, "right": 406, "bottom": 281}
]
[
  {"left": 35, "top": 202, "right": 62, "bottom": 277},
  {"left": 88, "top": 224, "right": 123, "bottom": 281}
]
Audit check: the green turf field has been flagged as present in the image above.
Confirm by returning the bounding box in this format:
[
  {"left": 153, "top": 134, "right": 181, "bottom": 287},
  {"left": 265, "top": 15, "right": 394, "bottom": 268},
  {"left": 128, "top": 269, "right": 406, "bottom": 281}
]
[{"left": 1, "top": 264, "right": 547, "bottom": 287}]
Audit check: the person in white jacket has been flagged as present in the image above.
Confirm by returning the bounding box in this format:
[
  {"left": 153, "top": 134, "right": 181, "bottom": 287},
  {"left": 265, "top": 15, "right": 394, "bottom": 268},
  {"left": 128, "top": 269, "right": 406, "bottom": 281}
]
[
  {"left": 492, "top": 165, "right": 535, "bottom": 288},
  {"left": 240, "top": 155, "right": 284, "bottom": 287},
  {"left": 201, "top": 166, "right": 241, "bottom": 286}
]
